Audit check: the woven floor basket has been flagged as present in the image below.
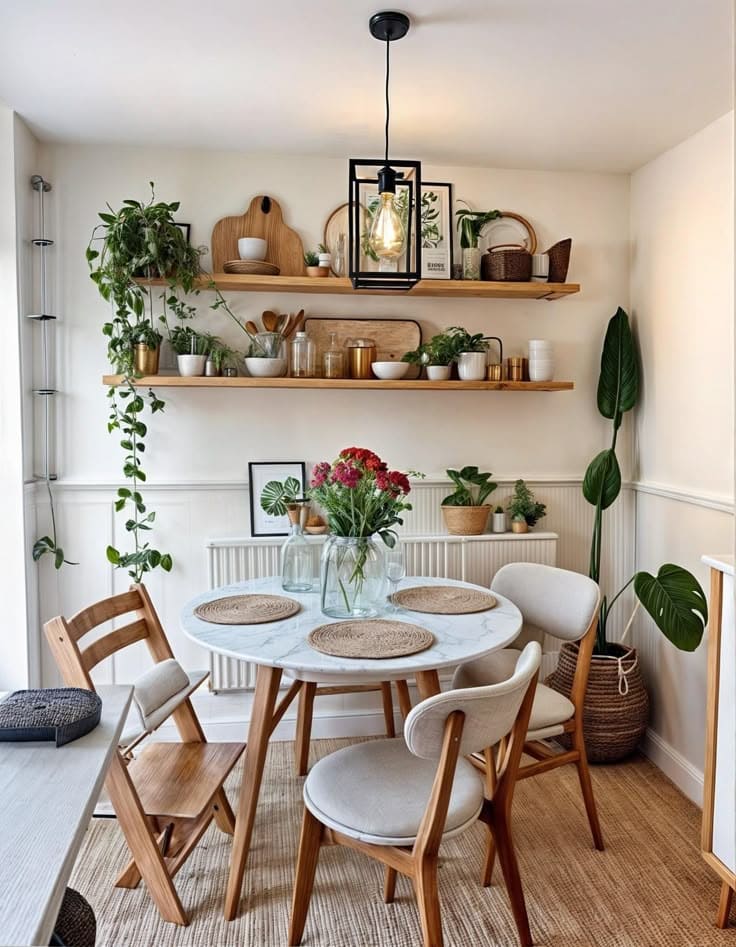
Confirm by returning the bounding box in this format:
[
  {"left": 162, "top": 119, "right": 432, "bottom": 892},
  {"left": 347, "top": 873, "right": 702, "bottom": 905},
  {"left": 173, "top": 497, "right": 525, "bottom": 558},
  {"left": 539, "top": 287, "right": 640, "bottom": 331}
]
[
  {"left": 545, "top": 641, "right": 649, "bottom": 763},
  {"left": 441, "top": 505, "right": 490, "bottom": 535}
]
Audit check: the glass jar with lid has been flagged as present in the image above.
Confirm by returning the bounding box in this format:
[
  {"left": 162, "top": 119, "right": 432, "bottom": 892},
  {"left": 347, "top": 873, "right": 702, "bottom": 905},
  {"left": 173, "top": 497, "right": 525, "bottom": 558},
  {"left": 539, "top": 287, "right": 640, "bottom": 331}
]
[
  {"left": 346, "top": 337, "right": 377, "bottom": 379},
  {"left": 322, "top": 332, "right": 345, "bottom": 379},
  {"left": 289, "top": 330, "right": 317, "bottom": 378}
]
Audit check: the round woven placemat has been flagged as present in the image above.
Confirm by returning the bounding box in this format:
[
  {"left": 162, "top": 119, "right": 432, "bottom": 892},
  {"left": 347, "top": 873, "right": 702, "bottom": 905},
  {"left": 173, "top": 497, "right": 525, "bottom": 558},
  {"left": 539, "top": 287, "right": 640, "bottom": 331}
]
[
  {"left": 194, "top": 594, "right": 301, "bottom": 625},
  {"left": 392, "top": 585, "right": 497, "bottom": 615},
  {"left": 308, "top": 620, "right": 434, "bottom": 659}
]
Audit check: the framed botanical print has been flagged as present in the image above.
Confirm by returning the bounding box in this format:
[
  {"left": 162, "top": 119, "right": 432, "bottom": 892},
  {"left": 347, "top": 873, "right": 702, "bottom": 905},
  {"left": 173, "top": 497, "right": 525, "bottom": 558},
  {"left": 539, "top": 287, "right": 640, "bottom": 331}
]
[
  {"left": 420, "top": 182, "right": 453, "bottom": 279},
  {"left": 248, "top": 461, "right": 306, "bottom": 537}
]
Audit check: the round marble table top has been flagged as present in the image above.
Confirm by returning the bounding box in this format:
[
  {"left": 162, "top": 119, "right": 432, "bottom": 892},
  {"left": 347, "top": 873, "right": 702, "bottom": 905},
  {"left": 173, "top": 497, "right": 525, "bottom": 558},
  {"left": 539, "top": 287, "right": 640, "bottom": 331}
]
[{"left": 181, "top": 576, "right": 522, "bottom": 684}]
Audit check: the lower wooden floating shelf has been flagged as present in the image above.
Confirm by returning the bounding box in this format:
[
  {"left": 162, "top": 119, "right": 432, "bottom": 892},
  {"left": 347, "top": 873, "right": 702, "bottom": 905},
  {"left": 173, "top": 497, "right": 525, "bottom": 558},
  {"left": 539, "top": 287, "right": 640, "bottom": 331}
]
[{"left": 102, "top": 374, "right": 574, "bottom": 392}]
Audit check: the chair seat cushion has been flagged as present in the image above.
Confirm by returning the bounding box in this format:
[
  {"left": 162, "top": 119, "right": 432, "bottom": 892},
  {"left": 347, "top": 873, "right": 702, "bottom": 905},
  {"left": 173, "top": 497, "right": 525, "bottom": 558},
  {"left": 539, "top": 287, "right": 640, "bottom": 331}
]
[
  {"left": 121, "top": 669, "right": 209, "bottom": 746},
  {"left": 453, "top": 649, "right": 575, "bottom": 738},
  {"left": 303, "top": 737, "right": 484, "bottom": 846}
]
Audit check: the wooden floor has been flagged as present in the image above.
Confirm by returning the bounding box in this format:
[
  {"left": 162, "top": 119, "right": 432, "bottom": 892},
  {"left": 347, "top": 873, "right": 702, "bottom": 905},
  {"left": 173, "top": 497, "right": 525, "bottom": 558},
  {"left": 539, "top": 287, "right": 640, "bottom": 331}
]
[{"left": 71, "top": 741, "right": 732, "bottom": 946}]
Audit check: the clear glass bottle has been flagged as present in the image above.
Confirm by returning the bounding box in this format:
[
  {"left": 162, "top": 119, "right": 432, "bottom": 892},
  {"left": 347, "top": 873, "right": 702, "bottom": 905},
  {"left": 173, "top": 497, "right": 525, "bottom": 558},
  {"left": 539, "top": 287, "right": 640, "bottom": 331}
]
[
  {"left": 281, "top": 503, "right": 312, "bottom": 592},
  {"left": 289, "top": 330, "right": 316, "bottom": 378},
  {"left": 333, "top": 232, "right": 346, "bottom": 277},
  {"left": 322, "top": 332, "right": 345, "bottom": 379}
]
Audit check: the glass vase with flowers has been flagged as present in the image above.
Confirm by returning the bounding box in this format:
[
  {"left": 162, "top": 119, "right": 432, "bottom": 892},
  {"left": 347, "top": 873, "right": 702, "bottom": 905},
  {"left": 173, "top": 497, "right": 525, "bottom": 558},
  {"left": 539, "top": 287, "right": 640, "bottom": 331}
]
[{"left": 309, "top": 448, "right": 413, "bottom": 618}]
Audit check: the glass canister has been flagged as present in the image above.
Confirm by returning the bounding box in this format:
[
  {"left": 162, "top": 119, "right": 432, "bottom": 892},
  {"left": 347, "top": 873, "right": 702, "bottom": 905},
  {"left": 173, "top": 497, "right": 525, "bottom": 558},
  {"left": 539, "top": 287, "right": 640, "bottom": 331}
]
[
  {"left": 322, "top": 332, "right": 345, "bottom": 379},
  {"left": 346, "top": 337, "right": 377, "bottom": 379},
  {"left": 289, "top": 330, "right": 317, "bottom": 378},
  {"left": 281, "top": 503, "right": 313, "bottom": 592}
]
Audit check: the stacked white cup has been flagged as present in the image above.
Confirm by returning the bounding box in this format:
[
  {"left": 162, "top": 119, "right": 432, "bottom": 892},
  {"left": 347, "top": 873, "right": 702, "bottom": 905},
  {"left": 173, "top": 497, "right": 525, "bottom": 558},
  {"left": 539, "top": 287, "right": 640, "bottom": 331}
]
[{"left": 528, "top": 340, "right": 554, "bottom": 381}]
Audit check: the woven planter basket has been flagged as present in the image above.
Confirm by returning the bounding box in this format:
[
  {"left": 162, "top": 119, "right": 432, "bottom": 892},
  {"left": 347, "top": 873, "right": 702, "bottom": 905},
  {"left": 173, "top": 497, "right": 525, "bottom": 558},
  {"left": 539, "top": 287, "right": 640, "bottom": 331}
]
[
  {"left": 545, "top": 238, "right": 572, "bottom": 282},
  {"left": 545, "top": 641, "right": 649, "bottom": 763},
  {"left": 441, "top": 505, "right": 490, "bottom": 536},
  {"left": 482, "top": 244, "right": 532, "bottom": 282}
]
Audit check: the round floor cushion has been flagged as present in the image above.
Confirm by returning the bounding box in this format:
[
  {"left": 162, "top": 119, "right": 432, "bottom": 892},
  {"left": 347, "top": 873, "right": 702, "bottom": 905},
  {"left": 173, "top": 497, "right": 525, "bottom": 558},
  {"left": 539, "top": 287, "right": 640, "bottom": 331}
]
[
  {"left": 51, "top": 887, "right": 96, "bottom": 947},
  {"left": 0, "top": 688, "right": 101, "bottom": 747}
]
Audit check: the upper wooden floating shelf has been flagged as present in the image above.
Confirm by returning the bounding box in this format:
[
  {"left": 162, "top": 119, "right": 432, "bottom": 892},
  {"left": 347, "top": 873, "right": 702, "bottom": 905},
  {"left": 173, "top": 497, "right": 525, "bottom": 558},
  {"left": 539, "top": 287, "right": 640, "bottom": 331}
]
[
  {"left": 138, "top": 274, "right": 580, "bottom": 301},
  {"left": 102, "top": 375, "right": 574, "bottom": 392}
]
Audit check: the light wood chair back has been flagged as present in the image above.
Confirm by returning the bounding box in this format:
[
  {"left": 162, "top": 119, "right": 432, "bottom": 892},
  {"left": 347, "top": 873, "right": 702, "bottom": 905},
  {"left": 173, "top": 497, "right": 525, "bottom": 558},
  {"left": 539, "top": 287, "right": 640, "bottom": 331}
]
[{"left": 43, "top": 585, "right": 243, "bottom": 926}]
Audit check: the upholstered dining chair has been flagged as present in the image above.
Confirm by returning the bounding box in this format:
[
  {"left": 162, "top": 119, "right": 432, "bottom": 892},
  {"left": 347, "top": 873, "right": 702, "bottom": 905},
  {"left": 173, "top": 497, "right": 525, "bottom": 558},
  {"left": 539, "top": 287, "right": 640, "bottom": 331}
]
[
  {"left": 452, "top": 562, "right": 603, "bottom": 886},
  {"left": 44, "top": 583, "right": 244, "bottom": 925},
  {"left": 288, "top": 642, "right": 542, "bottom": 947}
]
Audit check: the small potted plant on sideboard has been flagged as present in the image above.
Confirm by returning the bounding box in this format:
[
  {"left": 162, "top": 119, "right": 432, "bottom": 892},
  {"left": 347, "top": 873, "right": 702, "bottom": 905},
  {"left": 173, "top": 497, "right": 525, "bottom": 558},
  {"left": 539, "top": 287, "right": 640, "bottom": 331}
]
[
  {"left": 507, "top": 479, "right": 546, "bottom": 533},
  {"left": 492, "top": 505, "right": 506, "bottom": 533},
  {"left": 441, "top": 466, "right": 497, "bottom": 535}
]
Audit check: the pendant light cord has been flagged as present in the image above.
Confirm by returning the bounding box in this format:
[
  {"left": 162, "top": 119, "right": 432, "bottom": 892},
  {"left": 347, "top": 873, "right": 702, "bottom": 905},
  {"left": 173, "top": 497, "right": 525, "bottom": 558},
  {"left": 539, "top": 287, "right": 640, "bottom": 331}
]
[{"left": 384, "top": 38, "right": 390, "bottom": 163}]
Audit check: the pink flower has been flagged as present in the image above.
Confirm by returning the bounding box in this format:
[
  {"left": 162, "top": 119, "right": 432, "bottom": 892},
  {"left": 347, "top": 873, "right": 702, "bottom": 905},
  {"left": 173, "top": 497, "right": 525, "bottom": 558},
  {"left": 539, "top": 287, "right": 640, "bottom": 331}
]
[
  {"left": 310, "top": 462, "right": 331, "bottom": 488},
  {"left": 332, "top": 461, "right": 362, "bottom": 489}
]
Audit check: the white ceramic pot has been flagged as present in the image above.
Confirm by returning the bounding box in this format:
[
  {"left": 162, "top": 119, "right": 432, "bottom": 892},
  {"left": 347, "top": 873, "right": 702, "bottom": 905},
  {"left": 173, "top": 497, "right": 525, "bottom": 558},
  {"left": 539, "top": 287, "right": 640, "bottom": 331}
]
[
  {"left": 177, "top": 354, "right": 206, "bottom": 377},
  {"left": 457, "top": 352, "right": 487, "bottom": 381},
  {"left": 529, "top": 360, "right": 555, "bottom": 382},
  {"left": 492, "top": 512, "right": 506, "bottom": 533},
  {"left": 426, "top": 365, "right": 452, "bottom": 381},
  {"left": 318, "top": 253, "right": 331, "bottom": 269},
  {"left": 462, "top": 247, "right": 481, "bottom": 280},
  {"left": 238, "top": 237, "right": 267, "bottom": 261}
]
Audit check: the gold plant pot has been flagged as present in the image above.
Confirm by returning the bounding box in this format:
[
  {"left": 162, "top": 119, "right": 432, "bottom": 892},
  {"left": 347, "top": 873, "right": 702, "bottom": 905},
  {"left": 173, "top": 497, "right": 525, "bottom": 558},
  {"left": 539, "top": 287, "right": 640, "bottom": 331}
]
[
  {"left": 511, "top": 519, "right": 529, "bottom": 534},
  {"left": 134, "top": 343, "right": 160, "bottom": 375}
]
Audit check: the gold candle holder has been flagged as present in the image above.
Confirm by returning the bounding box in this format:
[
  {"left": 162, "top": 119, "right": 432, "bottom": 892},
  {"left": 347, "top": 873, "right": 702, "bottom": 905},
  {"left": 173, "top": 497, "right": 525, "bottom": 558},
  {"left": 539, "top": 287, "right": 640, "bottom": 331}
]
[
  {"left": 506, "top": 357, "right": 524, "bottom": 382},
  {"left": 487, "top": 363, "right": 503, "bottom": 381}
]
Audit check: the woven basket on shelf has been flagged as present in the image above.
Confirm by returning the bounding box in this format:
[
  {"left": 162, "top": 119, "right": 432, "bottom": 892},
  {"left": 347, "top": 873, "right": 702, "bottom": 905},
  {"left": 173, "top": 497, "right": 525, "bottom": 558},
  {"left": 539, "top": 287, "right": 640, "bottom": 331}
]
[
  {"left": 545, "top": 238, "right": 572, "bottom": 282},
  {"left": 482, "top": 244, "right": 532, "bottom": 282},
  {"left": 441, "top": 505, "right": 490, "bottom": 536},
  {"left": 545, "top": 641, "right": 649, "bottom": 763}
]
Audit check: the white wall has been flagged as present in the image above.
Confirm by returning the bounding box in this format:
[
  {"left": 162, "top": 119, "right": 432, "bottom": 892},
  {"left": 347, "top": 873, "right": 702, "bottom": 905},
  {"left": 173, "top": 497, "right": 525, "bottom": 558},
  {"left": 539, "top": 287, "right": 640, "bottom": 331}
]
[
  {"left": 630, "top": 111, "right": 734, "bottom": 802},
  {"left": 31, "top": 143, "right": 633, "bottom": 699}
]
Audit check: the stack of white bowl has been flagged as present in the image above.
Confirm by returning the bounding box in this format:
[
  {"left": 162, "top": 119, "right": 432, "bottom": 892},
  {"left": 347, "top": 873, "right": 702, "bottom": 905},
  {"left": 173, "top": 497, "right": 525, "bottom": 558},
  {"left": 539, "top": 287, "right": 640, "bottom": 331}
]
[{"left": 528, "top": 340, "right": 554, "bottom": 381}]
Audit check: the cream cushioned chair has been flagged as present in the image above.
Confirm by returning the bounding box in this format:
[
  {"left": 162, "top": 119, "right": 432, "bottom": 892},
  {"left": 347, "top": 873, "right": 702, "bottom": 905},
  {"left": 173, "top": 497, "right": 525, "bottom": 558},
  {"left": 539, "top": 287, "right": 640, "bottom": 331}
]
[
  {"left": 453, "top": 561, "right": 603, "bottom": 885},
  {"left": 289, "top": 642, "right": 542, "bottom": 947}
]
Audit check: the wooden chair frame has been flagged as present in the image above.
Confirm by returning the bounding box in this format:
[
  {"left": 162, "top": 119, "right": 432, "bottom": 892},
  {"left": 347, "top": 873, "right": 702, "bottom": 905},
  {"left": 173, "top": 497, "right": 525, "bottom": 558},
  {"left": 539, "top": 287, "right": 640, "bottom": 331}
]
[
  {"left": 44, "top": 583, "right": 243, "bottom": 926},
  {"left": 288, "top": 668, "right": 539, "bottom": 947},
  {"left": 477, "top": 612, "right": 604, "bottom": 885}
]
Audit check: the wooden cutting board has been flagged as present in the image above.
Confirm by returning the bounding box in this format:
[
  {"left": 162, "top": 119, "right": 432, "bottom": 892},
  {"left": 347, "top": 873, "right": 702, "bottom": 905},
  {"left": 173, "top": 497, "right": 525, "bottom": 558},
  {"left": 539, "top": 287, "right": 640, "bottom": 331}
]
[
  {"left": 304, "top": 317, "right": 422, "bottom": 378},
  {"left": 211, "top": 195, "right": 305, "bottom": 275}
]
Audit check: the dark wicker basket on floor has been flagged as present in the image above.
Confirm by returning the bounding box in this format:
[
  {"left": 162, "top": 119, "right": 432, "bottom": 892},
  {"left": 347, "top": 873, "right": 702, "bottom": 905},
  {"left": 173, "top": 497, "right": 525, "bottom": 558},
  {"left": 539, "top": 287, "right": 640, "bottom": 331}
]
[
  {"left": 51, "top": 887, "right": 96, "bottom": 947},
  {"left": 545, "top": 641, "right": 649, "bottom": 763}
]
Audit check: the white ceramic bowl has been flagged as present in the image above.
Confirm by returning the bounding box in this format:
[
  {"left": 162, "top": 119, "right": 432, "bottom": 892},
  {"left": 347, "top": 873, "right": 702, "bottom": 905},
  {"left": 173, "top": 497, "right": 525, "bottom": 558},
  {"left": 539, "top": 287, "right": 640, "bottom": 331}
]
[
  {"left": 238, "top": 237, "right": 267, "bottom": 261},
  {"left": 244, "top": 357, "right": 286, "bottom": 378},
  {"left": 371, "top": 361, "right": 410, "bottom": 380}
]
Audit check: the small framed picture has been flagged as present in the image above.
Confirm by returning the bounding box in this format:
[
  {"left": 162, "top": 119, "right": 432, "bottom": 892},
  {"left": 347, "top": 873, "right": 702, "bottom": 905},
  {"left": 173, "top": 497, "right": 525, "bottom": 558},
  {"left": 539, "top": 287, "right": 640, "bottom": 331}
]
[
  {"left": 248, "top": 461, "right": 307, "bottom": 537},
  {"left": 175, "top": 222, "right": 191, "bottom": 243},
  {"left": 420, "top": 183, "right": 453, "bottom": 279}
]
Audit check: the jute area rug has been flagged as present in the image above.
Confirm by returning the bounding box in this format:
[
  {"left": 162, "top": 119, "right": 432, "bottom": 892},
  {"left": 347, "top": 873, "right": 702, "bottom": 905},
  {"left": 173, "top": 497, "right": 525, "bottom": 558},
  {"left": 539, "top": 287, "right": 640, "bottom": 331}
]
[{"left": 70, "top": 740, "right": 731, "bottom": 946}]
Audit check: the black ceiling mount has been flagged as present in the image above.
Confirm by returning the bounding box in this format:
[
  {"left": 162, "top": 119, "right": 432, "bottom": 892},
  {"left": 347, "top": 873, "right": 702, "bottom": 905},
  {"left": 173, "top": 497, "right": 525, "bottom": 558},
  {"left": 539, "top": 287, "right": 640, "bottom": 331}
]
[{"left": 369, "top": 11, "right": 410, "bottom": 42}]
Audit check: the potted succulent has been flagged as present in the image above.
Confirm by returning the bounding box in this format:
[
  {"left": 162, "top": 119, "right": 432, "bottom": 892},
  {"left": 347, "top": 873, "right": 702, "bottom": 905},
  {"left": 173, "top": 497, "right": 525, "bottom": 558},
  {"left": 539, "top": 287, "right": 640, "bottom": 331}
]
[
  {"left": 441, "top": 466, "right": 497, "bottom": 535},
  {"left": 317, "top": 242, "right": 332, "bottom": 270},
  {"left": 547, "top": 307, "right": 709, "bottom": 762},
  {"left": 455, "top": 204, "right": 502, "bottom": 279},
  {"left": 506, "top": 479, "right": 546, "bottom": 533},
  {"left": 304, "top": 250, "right": 329, "bottom": 277},
  {"left": 492, "top": 505, "right": 506, "bottom": 533}
]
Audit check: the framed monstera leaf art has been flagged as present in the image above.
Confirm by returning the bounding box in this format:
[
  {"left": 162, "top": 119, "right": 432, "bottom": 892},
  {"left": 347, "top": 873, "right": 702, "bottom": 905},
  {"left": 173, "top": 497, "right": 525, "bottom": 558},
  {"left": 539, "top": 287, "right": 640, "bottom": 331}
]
[{"left": 248, "top": 462, "right": 306, "bottom": 536}]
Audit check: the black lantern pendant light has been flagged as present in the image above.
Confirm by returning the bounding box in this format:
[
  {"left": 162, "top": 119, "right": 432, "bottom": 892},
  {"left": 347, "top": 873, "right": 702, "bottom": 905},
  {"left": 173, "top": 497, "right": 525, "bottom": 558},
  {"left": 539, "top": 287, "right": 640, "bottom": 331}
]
[{"left": 349, "top": 11, "right": 422, "bottom": 290}]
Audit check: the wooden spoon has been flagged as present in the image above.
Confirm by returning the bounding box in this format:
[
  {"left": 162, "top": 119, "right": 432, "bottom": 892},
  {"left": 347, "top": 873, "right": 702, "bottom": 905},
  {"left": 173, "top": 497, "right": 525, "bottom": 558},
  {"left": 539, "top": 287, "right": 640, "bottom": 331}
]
[
  {"left": 262, "top": 310, "right": 279, "bottom": 332},
  {"left": 279, "top": 314, "right": 293, "bottom": 339},
  {"left": 245, "top": 320, "right": 260, "bottom": 337},
  {"left": 285, "top": 309, "right": 305, "bottom": 339}
]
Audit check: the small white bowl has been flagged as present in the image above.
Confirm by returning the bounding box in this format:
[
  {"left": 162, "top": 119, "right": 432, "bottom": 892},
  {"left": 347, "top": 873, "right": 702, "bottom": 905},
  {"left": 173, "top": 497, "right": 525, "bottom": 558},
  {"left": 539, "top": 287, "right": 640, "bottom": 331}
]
[
  {"left": 238, "top": 237, "right": 267, "bottom": 261},
  {"left": 529, "top": 363, "right": 555, "bottom": 382},
  {"left": 244, "top": 357, "right": 286, "bottom": 378},
  {"left": 371, "top": 361, "right": 410, "bottom": 380}
]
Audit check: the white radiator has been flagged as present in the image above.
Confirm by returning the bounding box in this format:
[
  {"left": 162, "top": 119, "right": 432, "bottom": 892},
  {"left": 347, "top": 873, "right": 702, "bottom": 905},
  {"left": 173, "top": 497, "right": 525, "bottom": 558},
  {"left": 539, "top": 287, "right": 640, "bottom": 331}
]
[{"left": 206, "top": 533, "right": 558, "bottom": 692}]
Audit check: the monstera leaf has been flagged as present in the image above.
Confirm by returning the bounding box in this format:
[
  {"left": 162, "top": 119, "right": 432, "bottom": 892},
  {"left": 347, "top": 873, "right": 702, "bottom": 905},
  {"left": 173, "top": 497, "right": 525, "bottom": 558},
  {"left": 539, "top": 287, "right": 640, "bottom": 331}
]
[
  {"left": 260, "top": 477, "right": 301, "bottom": 517},
  {"left": 582, "top": 448, "right": 621, "bottom": 510},
  {"left": 634, "top": 564, "right": 708, "bottom": 652},
  {"left": 597, "top": 307, "right": 639, "bottom": 429}
]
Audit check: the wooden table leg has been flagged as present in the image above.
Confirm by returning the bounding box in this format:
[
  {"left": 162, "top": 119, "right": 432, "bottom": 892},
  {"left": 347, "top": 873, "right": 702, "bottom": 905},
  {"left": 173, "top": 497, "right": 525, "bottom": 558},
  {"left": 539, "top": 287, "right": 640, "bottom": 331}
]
[
  {"left": 415, "top": 670, "right": 441, "bottom": 700},
  {"left": 224, "top": 664, "right": 282, "bottom": 920},
  {"left": 717, "top": 881, "right": 734, "bottom": 928}
]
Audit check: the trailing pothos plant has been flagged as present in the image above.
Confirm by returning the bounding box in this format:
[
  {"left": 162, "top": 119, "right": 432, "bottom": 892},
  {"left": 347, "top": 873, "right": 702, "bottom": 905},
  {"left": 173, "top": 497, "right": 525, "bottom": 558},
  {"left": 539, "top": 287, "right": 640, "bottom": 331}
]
[
  {"left": 86, "top": 184, "right": 204, "bottom": 580},
  {"left": 583, "top": 307, "right": 708, "bottom": 654}
]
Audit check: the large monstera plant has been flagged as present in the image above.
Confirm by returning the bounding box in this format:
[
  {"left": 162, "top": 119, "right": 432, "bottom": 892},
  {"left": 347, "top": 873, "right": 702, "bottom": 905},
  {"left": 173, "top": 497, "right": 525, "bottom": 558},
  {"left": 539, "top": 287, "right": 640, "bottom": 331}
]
[{"left": 584, "top": 307, "right": 708, "bottom": 654}]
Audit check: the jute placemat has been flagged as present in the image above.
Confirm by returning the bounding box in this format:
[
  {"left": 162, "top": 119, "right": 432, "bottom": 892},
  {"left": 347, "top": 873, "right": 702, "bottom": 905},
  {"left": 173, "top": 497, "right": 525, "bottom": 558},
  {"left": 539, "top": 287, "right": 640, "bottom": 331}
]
[
  {"left": 194, "top": 594, "right": 301, "bottom": 625},
  {"left": 392, "top": 585, "right": 497, "bottom": 615},
  {"left": 308, "top": 619, "right": 434, "bottom": 659}
]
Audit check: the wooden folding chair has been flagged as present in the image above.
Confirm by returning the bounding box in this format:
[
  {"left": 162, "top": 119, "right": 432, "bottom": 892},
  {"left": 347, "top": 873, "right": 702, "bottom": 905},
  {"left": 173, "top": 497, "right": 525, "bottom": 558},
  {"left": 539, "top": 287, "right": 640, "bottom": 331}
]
[
  {"left": 289, "top": 643, "right": 541, "bottom": 947},
  {"left": 44, "top": 583, "right": 244, "bottom": 925}
]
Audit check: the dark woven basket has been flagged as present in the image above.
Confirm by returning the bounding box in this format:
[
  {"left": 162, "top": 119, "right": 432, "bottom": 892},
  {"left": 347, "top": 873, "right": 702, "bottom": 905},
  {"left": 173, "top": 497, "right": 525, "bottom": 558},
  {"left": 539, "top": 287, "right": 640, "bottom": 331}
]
[
  {"left": 545, "top": 238, "right": 572, "bottom": 282},
  {"left": 545, "top": 641, "right": 649, "bottom": 763},
  {"left": 482, "top": 244, "right": 532, "bottom": 282},
  {"left": 51, "top": 888, "right": 96, "bottom": 947}
]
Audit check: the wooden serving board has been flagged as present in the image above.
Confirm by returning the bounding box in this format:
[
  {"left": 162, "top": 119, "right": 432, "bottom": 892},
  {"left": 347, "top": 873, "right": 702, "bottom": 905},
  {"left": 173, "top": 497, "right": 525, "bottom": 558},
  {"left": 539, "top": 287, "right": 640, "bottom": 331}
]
[
  {"left": 304, "top": 317, "right": 422, "bottom": 378},
  {"left": 211, "top": 195, "right": 305, "bottom": 275}
]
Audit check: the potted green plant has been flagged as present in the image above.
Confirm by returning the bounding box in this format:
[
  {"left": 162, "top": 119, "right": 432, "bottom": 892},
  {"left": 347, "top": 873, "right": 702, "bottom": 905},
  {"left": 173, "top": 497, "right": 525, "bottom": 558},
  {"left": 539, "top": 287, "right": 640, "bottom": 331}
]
[
  {"left": 449, "top": 327, "right": 492, "bottom": 381},
  {"left": 506, "top": 479, "right": 546, "bottom": 533},
  {"left": 441, "top": 466, "right": 497, "bottom": 535},
  {"left": 546, "top": 307, "right": 709, "bottom": 762},
  {"left": 206, "top": 340, "right": 238, "bottom": 377},
  {"left": 132, "top": 322, "right": 164, "bottom": 375},
  {"left": 492, "top": 505, "right": 506, "bottom": 533},
  {"left": 170, "top": 326, "right": 209, "bottom": 376},
  {"left": 455, "top": 204, "right": 502, "bottom": 279},
  {"left": 403, "top": 331, "right": 459, "bottom": 381},
  {"left": 304, "top": 250, "right": 328, "bottom": 277},
  {"left": 317, "top": 242, "right": 331, "bottom": 270}
]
